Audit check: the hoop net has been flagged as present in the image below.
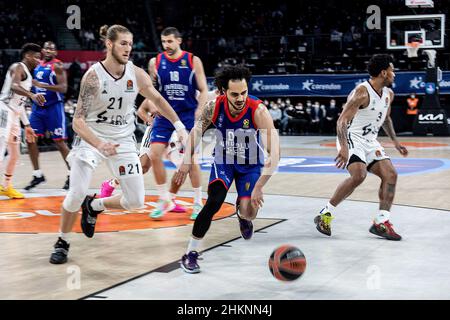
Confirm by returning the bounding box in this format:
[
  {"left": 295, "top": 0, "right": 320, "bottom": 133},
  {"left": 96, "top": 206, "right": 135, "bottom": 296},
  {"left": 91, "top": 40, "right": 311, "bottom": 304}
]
[{"left": 406, "top": 41, "right": 421, "bottom": 58}]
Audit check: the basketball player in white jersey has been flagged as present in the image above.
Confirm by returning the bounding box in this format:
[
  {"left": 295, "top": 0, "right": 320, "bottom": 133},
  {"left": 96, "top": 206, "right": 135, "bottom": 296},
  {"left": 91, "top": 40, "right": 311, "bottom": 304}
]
[
  {"left": 0, "top": 43, "right": 44, "bottom": 199},
  {"left": 315, "top": 54, "right": 408, "bottom": 241},
  {"left": 49, "top": 25, "right": 188, "bottom": 264}
]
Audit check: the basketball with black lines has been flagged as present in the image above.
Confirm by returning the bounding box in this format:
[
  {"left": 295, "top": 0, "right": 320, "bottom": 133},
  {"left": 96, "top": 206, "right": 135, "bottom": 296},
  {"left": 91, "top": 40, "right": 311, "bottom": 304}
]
[{"left": 268, "top": 245, "right": 306, "bottom": 281}]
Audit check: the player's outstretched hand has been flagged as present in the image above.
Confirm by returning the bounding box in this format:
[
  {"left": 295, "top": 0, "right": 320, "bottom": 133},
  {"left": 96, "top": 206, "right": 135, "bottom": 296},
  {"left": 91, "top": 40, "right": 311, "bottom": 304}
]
[
  {"left": 173, "top": 163, "right": 191, "bottom": 186},
  {"left": 395, "top": 142, "right": 408, "bottom": 157},
  {"left": 31, "top": 93, "right": 46, "bottom": 106},
  {"left": 335, "top": 148, "right": 349, "bottom": 169},
  {"left": 97, "top": 141, "right": 120, "bottom": 157},
  {"left": 24, "top": 126, "right": 37, "bottom": 144},
  {"left": 251, "top": 186, "right": 264, "bottom": 210}
]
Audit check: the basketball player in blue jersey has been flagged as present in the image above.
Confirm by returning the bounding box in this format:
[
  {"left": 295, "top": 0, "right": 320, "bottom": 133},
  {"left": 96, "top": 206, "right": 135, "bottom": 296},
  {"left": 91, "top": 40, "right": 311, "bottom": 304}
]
[
  {"left": 25, "top": 41, "right": 71, "bottom": 190},
  {"left": 174, "top": 65, "right": 280, "bottom": 273},
  {"left": 148, "top": 27, "right": 209, "bottom": 219}
]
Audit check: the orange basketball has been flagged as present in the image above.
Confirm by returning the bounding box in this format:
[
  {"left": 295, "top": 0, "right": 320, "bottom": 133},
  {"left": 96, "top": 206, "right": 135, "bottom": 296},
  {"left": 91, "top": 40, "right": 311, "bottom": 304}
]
[{"left": 268, "top": 245, "right": 306, "bottom": 281}]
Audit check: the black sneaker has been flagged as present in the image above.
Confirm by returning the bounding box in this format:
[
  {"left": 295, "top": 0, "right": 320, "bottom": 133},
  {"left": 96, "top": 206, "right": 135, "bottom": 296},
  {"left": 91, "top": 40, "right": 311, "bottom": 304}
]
[
  {"left": 237, "top": 213, "right": 253, "bottom": 240},
  {"left": 62, "top": 176, "right": 70, "bottom": 190},
  {"left": 81, "top": 195, "right": 103, "bottom": 238},
  {"left": 180, "top": 251, "right": 200, "bottom": 273},
  {"left": 49, "top": 237, "right": 70, "bottom": 264},
  {"left": 24, "top": 175, "right": 46, "bottom": 190}
]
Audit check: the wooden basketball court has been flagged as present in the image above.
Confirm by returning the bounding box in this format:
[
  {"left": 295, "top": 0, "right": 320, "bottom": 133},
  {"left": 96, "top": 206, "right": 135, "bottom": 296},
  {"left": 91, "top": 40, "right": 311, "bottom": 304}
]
[{"left": 1, "top": 136, "right": 449, "bottom": 299}]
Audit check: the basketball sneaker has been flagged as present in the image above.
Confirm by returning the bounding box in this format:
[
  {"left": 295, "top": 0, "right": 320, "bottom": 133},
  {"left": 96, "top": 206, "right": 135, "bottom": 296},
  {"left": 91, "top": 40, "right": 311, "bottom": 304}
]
[
  {"left": 100, "top": 179, "right": 115, "bottom": 198},
  {"left": 369, "top": 220, "right": 402, "bottom": 241},
  {"left": 181, "top": 251, "right": 200, "bottom": 273},
  {"left": 170, "top": 201, "right": 187, "bottom": 213},
  {"left": 190, "top": 203, "right": 203, "bottom": 220},
  {"left": 237, "top": 213, "right": 253, "bottom": 240},
  {"left": 314, "top": 210, "right": 334, "bottom": 236},
  {"left": 62, "top": 176, "right": 70, "bottom": 190},
  {"left": 81, "top": 194, "right": 103, "bottom": 238},
  {"left": 0, "top": 185, "right": 24, "bottom": 199},
  {"left": 49, "top": 237, "right": 70, "bottom": 264},
  {"left": 24, "top": 175, "right": 46, "bottom": 190},
  {"left": 149, "top": 199, "right": 176, "bottom": 218}
]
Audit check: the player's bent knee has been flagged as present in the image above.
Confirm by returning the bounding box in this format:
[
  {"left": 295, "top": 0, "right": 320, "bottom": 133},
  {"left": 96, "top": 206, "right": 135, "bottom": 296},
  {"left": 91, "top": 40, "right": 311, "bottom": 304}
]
[
  {"left": 204, "top": 197, "right": 224, "bottom": 213},
  {"left": 62, "top": 191, "right": 85, "bottom": 213},
  {"left": 351, "top": 172, "right": 367, "bottom": 185}
]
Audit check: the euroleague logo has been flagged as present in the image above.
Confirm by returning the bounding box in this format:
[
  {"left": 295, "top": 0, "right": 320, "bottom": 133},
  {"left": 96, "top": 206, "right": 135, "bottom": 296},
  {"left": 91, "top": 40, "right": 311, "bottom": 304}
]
[{"left": 0, "top": 195, "right": 235, "bottom": 233}]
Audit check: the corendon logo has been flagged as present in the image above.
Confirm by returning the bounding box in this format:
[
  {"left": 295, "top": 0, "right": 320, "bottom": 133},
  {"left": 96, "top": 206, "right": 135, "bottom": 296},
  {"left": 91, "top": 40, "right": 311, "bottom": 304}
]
[
  {"left": 418, "top": 114, "right": 444, "bottom": 121},
  {"left": 251, "top": 80, "right": 290, "bottom": 92}
]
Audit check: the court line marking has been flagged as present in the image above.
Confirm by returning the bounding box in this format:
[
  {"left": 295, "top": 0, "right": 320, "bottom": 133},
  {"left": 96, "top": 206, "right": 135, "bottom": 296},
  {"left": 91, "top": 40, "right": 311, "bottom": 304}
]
[{"left": 79, "top": 218, "right": 286, "bottom": 300}]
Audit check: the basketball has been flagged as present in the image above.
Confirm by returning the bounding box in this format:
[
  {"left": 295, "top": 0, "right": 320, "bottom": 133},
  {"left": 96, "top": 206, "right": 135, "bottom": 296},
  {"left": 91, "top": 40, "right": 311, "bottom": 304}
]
[{"left": 268, "top": 245, "right": 306, "bottom": 281}]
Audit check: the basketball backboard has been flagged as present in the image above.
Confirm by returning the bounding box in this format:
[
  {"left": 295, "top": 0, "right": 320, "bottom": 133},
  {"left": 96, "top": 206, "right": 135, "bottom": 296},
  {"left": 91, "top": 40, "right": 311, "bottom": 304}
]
[{"left": 386, "top": 14, "right": 445, "bottom": 50}]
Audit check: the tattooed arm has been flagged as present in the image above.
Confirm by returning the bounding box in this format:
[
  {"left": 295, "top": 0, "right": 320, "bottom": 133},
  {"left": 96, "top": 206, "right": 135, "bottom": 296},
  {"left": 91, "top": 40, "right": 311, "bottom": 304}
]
[
  {"left": 382, "top": 90, "right": 408, "bottom": 157},
  {"left": 73, "top": 69, "right": 119, "bottom": 156},
  {"left": 335, "top": 86, "right": 369, "bottom": 169},
  {"left": 173, "top": 99, "right": 216, "bottom": 185}
]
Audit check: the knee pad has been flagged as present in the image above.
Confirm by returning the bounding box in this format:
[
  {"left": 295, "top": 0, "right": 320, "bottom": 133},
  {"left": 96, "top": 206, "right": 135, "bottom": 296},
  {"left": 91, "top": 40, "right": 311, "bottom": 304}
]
[{"left": 62, "top": 190, "right": 85, "bottom": 213}]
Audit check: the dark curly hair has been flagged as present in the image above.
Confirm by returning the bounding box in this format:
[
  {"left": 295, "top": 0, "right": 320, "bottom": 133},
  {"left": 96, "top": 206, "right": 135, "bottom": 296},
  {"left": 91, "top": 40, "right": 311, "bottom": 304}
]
[
  {"left": 367, "top": 54, "right": 395, "bottom": 77},
  {"left": 214, "top": 65, "right": 252, "bottom": 92},
  {"left": 21, "top": 43, "right": 41, "bottom": 59}
]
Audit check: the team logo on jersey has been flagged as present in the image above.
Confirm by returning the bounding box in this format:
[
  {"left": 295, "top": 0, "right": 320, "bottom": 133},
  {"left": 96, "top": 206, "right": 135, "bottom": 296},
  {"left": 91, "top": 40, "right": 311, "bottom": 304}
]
[
  {"left": 119, "top": 165, "right": 126, "bottom": 176},
  {"left": 375, "top": 150, "right": 382, "bottom": 157},
  {"left": 243, "top": 119, "right": 250, "bottom": 129},
  {"left": 181, "top": 59, "right": 187, "bottom": 67},
  {"left": 126, "top": 79, "right": 134, "bottom": 92},
  {"left": 245, "top": 182, "right": 251, "bottom": 191}
]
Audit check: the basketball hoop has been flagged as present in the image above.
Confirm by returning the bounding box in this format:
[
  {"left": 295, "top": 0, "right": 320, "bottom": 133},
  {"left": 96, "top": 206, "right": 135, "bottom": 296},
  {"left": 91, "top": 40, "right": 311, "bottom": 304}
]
[{"left": 406, "top": 41, "right": 421, "bottom": 58}]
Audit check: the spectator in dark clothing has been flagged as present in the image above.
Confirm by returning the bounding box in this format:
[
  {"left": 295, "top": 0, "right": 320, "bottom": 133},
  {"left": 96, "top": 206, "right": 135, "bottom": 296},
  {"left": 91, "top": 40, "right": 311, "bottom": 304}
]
[
  {"left": 287, "top": 103, "right": 310, "bottom": 134},
  {"left": 67, "top": 58, "right": 82, "bottom": 101},
  {"left": 323, "top": 99, "right": 339, "bottom": 134}
]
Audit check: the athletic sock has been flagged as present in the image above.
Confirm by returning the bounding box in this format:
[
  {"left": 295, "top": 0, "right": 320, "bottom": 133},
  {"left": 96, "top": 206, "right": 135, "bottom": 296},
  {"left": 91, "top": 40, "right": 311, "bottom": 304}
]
[
  {"left": 59, "top": 231, "right": 70, "bottom": 243},
  {"left": 323, "top": 202, "right": 336, "bottom": 215},
  {"left": 375, "top": 210, "right": 390, "bottom": 224},
  {"left": 186, "top": 237, "right": 201, "bottom": 254},
  {"left": 156, "top": 183, "right": 170, "bottom": 201},
  {"left": 33, "top": 170, "right": 43, "bottom": 178},
  {"left": 193, "top": 187, "right": 202, "bottom": 205},
  {"left": 91, "top": 198, "right": 105, "bottom": 211}
]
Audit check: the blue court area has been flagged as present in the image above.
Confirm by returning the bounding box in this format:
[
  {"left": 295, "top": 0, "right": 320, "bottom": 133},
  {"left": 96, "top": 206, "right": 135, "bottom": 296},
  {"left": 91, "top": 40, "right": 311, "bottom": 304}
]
[{"left": 163, "top": 157, "right": 450, "bottom": 176}]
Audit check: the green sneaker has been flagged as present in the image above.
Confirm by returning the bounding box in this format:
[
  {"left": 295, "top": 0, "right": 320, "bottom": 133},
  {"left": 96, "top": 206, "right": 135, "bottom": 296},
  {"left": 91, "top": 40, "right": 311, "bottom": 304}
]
[
  {"left": 150, "top": 199, "right": 175, "bottom": 219},
  {"left": 314, "top": 210, "right": 334, "bottom": 236},
  {"left": 190, "top": 203, "right": 203, "bottom": 220}
]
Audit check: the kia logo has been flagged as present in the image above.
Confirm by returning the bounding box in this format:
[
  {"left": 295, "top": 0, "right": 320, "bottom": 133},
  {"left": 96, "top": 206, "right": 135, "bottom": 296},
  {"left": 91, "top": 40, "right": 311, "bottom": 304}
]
[{"left": 418, "top": 114, "right": 444, "bottom": 121}]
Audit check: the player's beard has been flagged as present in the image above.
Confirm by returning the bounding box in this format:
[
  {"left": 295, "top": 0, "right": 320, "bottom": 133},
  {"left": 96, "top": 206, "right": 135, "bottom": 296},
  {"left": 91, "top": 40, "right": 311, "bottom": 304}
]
[
  {"left": 229, "top": 99, "right": 246, "bottom": 113},
  {"left": 111, "top": 45, "right": 128, "bottom": 65}
]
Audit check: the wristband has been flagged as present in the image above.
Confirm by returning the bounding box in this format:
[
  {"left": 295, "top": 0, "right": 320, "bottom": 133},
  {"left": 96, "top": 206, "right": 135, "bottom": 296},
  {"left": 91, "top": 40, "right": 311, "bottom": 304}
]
[{"left": 174, "top": 120, "right": 185, "bottom": 131}]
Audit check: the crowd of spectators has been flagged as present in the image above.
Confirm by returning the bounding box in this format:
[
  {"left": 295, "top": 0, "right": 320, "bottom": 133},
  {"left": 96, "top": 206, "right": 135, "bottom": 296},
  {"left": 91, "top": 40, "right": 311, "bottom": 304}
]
[
  {"left": 266, "top": 98, "right": 342, "bottom": 135},
  {"left": 0, "top": 3, "right": 55, "bottom": 49}
]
